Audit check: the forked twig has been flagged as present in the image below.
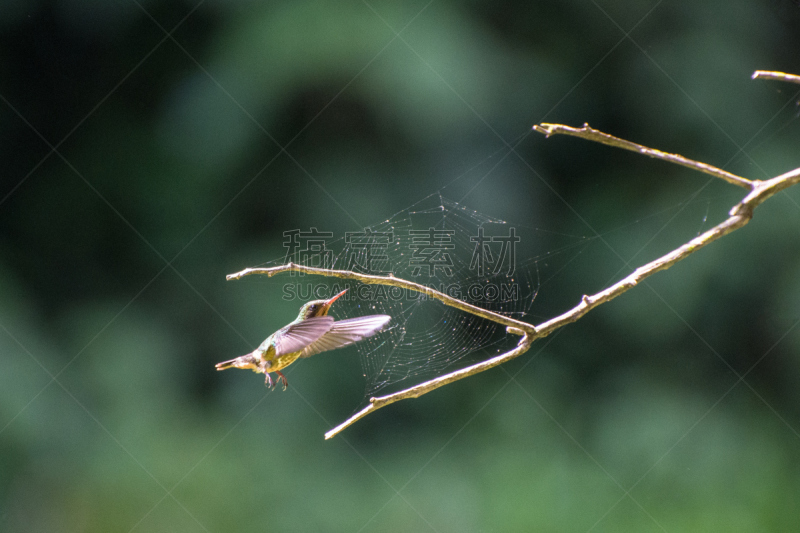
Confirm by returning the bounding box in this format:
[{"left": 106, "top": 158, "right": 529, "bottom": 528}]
[
  {"left": 227, "top": 71, "right": 800, "bottom": 439},
  {"left": 752, "top": 70, "right": 800, "bottom": 85}
]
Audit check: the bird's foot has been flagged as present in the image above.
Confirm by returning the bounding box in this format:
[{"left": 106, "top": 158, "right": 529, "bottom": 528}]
[
  {"left": 276, "top": 371, "right": 288, "bottom": 391},
  {"left": 264, "top": 373, "right": 274, "bottom": 389}
]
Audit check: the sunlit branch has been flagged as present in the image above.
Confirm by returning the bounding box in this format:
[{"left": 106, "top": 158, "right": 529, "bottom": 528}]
[
  {"left": 323, "top": 331, "right": 533, "bottom": 439},
  {"left": 227, "top": 264, "right": 537, "bottom": 336},
  {"left": 226, "top": 72, "right": 800, "bottom": 440},
  {"left": 533, "top": 122, "right": 755, "bottom": 190},
  {"left": 752, "top": 70, "right": 800, "bottom": 85}
]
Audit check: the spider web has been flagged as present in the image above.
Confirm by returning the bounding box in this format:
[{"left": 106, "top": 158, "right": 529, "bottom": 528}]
[
  {"left": 259, "top": 193, "right": 594, "bottom": 398},
  {"left": 239, "top": 99, "right": 800, "bottom": 404}
]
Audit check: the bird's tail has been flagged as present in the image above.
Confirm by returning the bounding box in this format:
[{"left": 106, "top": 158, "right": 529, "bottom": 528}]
[{"left": 215, "top": 358, "right": 239, "bottom": 371}]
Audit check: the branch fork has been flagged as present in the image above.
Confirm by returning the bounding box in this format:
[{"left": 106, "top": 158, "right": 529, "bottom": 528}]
[{"left": 227, "top": 70, "right": 800, "bottom": 439}]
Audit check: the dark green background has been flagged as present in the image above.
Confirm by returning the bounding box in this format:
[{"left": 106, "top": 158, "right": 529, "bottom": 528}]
[{"left": 2, "top": 0, "right": 800, "bottom": 531}]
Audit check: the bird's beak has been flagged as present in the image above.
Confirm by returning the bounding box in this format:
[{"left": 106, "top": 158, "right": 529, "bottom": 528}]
[{"left": 322, "top": 289, "right": 347, "bottom": 313}]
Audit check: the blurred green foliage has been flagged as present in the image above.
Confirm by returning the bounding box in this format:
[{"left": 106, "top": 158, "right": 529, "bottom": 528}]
[{"left": 2, "top": 0, "right": 800, "bottom": 531}]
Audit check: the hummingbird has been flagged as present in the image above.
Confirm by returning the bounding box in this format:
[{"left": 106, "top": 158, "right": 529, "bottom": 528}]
[{"left": 215, "top": 289, "right": 390, "bottom": 389}]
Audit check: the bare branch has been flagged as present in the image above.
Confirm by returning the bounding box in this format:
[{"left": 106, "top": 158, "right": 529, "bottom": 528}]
[
  {"left": 533, "top": 123, "right": 755, "bottom": 190},
  {"left": 324, "top": 332, "right": 533, "bottom": 439},
  {"left": 227, "top": 264, "right": 537, "bottom": 336},
  {"left": 752, "top": 70, "right": 800, "bottom": 85},
  {"left": 534, "top": 210, "right": 749, "bottom": 337},
  {"left": 228, "top": 163, "right": 800, "bottom": 439},
  {"left": 226, "top": 77, "right": 800, "bottom": 440}
]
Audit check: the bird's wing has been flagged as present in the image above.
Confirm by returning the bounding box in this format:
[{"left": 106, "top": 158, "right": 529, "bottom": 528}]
[
  {"left": 273, "top": 316, "right": 335, "bottom": 357},
  {"left": 299, "top": 315, "right": 391, "bottom": 358}
]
